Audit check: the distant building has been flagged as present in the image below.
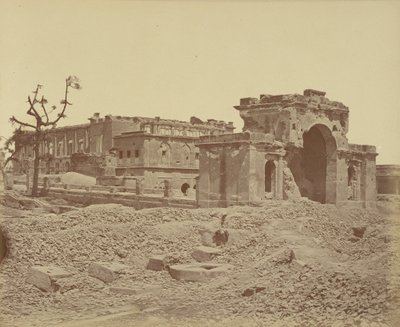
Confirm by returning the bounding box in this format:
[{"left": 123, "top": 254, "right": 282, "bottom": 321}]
[
  {"left": 376, "top": 165, "right": 400, "bottom": 195},
  {"left": 197, "top": 89, "right": 378, "bottom": 208},
  {"left": 14, "top": 114, "right": 234, "bottom": 194},
  {"left": 112, "top": 116, "right": 235, "bottom": 193}
]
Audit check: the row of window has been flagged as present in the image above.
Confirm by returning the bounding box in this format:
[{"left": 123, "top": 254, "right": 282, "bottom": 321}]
[
  {"left": 119, "top": 150, "right": 140, "bottom": 159},
  {"left": 143, "top": 125, "right": 210, "bottom": 137},
  {"left": 117, "top": 149, "right": 199, "bottom": 160}
]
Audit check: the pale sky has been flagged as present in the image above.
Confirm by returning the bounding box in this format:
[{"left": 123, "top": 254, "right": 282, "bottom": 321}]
[{"left": 1, "top": 0, "right": 399, "bottom": 164}]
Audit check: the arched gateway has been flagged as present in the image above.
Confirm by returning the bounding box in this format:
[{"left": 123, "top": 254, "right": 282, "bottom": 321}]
[{"left": 301, "top": 124, "right": 337, "bottom": 204}]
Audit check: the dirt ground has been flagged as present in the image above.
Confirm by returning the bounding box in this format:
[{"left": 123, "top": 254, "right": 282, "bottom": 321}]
[{"left": 0, "top": 193, "right": 399, "bottom": 327}]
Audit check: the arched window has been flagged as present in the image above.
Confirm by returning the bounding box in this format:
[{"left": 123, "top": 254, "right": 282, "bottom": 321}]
[
  {"left": 181, "top": 183, "right": 190, "bottom": 196},
  {"left": 182, "top": 144, "right": 191, "bottom": 166}
]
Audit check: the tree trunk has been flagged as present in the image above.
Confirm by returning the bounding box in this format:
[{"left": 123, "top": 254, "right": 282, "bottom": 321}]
[{"left": 31, "top": 143, "right": 40, "bottom": 197}]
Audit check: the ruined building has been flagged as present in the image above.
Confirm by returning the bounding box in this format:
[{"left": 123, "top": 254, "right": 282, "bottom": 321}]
[
  {"left": 108, "top": 116, "right": 234, "bottom": 194},
  {"left": 197, "top": 89, "right": 378, "bottom": 208},
  {"left": 14, "top": 114, "right": 234, "bottom": 195}
]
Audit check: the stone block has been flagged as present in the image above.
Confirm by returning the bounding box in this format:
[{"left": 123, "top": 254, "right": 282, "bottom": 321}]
[
  {"left": 292, "top": 259, "right": 308, "bottom": 269},
  {"left": 146, "top": 255, "right": 166, "bottom": 271},
  {"left": 169, "top": 263, "right": 233, "bottom": 282},
  {"left": 198, "top": 229, "right": 215, "bottom": 247},
  {"left": 109, "top": 285, "right": 162, "bottom": 296},
  {"left": 27, "top": 266, "right": 72, "bottom": 292},
  {"left": 191, "top": 246, "right": 221, "bottom": 262},
  {"left": 88, "top": 262, "right": 128, "bottom": 283},
  {"left": 271, "top": 247, "right": 295, "bottom": 265}
]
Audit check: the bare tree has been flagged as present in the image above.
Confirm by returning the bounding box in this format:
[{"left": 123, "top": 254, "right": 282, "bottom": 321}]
[{"left": 5, "top": 76, "right": 81, "bottom": 196}]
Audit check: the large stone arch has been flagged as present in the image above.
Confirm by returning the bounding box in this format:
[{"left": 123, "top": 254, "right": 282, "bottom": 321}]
[{"left": 301, "top": 124, "right": 337, "bottom": 204}]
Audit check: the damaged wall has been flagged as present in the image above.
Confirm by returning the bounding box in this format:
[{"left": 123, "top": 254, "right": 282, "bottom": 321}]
[{"left": 198, "top": 89, "right": 378, "bottom": 208}]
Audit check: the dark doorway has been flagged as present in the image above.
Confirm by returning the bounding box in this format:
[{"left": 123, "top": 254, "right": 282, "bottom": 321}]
[
  {"left": 347, "top": 165, "right": 357, "bottom": 200},
  {"left": 265, "top": 160, "right": 275, "bottom": 193},
  {"left": 348, "top": 165, "right": 356, "bottom": 185},
  {"left": 301, "top": 125, "right": 337, "bottom": 204}
]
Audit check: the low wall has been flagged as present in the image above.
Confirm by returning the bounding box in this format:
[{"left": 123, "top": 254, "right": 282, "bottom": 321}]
[{"left": 46, "top": 187, "right": 196, "bottom": 209}]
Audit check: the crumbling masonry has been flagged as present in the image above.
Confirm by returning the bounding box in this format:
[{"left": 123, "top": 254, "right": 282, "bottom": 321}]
[{"left": 197, "top": 89, "right": 377, "bottom": 208}]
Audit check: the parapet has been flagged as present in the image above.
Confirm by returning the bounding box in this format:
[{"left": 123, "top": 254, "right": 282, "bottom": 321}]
[
  {"left": 88, "top": 113, "right": 235, "bottom": 132},
  {"left": 235, "top": 89, "right": 348, "bottom": 112},
  {"left": 348, "top": 144, "right": 377, "bottom": 154}
]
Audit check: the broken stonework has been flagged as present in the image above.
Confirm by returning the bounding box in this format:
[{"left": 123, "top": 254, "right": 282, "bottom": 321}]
[
  {"left": 197, "top": 90, "right": 378, "bottom": 208},
  {"left": 27, "top": 266, "right": 72, "bottom": 292},
  {"left": 283, "top": 166, "right": 301, "bottom": 200},
  {"left": 292, "top": 259, "right": 308, "bottom": 269},
  {"left": 191, "top": 246, "right": 221, "bottom": 262},
  {"left": 88, "top": 262, "right": 128, "bottom": 283},
  {"left": 146, "top": 255, "right": 167, "bottom": 271},
  {"left": 271, "top": 247, "right": 296, "bottom": 265},
  {"left": 198, "top": 228, "right": 215, "bottom": 247},
  {"left": 169, "top": 263, "right": 233, "bottom": 282}
]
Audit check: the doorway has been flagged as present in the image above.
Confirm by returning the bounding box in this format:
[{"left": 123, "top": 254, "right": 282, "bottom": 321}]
[{"left": 301, "top": 124, "right": 337, "bottom": 203}]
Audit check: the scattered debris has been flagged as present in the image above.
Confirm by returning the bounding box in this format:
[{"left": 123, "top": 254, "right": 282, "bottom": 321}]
[
  {"left": 242, "top": 286, "right": 266, "bottom": 297},
  {"left": 0, "top": 198, "right": 398, "bottom": 326},
  {"left": 352, "top": 225, "right": 367, "bottom": 238},
  {"left": 270, "top": 247, "right": 296, "bottom": 265}
]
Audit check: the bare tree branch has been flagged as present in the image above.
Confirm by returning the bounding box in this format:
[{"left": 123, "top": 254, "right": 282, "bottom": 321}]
[
  {"left": 6, "top": 76, "right": 81, "bottom": 196},
  {"left": 27, "top": 96, "right": 43, "bottom": 124},
  {"left": 45, "top": 78, "right": 70, "bottom": 126},
  {"left": 40, "top": 97, "right": 50, "bottom": 124},
  {"left": 10, "top": 116, "right": 37, "bottom": 130}
]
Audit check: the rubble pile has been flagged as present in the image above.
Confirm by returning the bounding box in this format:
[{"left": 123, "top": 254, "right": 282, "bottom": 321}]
[{"left": 0, "top": 198, "right": 399, "bottom": 326}]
